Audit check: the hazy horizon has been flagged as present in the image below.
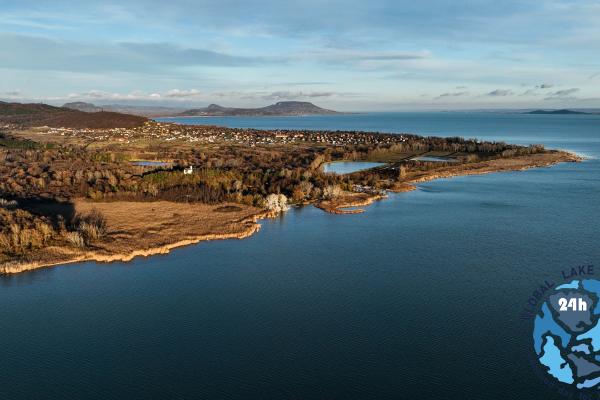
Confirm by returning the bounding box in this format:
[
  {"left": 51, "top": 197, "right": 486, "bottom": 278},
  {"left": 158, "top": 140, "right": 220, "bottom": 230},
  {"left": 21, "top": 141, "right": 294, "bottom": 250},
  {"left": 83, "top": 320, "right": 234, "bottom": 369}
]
[
  {"left": 6, "top": 99, "right": 600, "bottom": 114},
  {"left": 1, "top": 1, "right": 599, "bottom": 111}
]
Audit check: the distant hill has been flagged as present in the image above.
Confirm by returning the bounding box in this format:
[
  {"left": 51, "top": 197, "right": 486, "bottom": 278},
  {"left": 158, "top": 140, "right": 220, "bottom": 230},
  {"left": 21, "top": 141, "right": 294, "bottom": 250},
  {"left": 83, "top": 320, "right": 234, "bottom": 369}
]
[
  {"left": 0, "top": 101, "right": 147, "bottom": 128},
  {"left": 62, "top": 102, "right": 184, "bottom": 117},
  {"left": 60, "top": 101, "right": 340, "bottom": 117},
  {"left": 526, "top": 109, "right": 591, "bottom": 115},
  {"left": 62, "top": 101, "right": 104, "bottom": 113},
  {"left": 179, "top": 101, "right": 341, "bottom": 116}
]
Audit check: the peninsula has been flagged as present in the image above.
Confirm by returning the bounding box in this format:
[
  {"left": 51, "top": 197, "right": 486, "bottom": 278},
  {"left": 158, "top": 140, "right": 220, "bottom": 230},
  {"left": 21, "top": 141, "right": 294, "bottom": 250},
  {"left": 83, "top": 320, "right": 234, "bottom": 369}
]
[{"left": 0, "top": 101, "right": 581, "bottom": 274}]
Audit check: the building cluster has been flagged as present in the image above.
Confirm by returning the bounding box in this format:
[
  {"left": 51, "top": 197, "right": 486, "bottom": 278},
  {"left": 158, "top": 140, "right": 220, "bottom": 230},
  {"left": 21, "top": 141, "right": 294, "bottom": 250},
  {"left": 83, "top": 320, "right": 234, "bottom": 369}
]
[{"left": 28, "top": 121, "right": 408, "bottom": 147}]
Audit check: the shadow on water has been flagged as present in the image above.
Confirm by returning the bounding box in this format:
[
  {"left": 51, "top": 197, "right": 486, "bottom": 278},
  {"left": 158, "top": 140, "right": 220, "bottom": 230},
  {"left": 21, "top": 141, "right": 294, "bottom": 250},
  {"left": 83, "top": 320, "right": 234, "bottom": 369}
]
[{"left": 417, "top": 185, "right": 444, "bottom": 193}]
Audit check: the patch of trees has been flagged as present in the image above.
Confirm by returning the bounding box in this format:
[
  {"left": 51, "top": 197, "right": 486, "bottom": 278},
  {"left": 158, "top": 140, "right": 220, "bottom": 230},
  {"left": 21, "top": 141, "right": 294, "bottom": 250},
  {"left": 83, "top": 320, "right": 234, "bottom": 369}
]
[
  {"left": 0, "top": 199, "right": 108, "bottom": 262},
  {"left": 0, "top": 133, "right": 548, "bottom": 211}
]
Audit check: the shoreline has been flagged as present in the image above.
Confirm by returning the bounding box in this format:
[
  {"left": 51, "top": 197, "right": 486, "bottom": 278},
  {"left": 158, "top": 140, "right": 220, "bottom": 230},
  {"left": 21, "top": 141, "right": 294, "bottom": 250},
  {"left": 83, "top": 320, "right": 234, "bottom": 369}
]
[
  {"left": 0, "top": 151, "right": 582, "bottom": 275},
  {"left": 315, "top": 193, "right": 387, "bottom": 214},
  {"left": 0, "top": 214, "right": 266, "bottom": 275},
  {"left": 1, "top": 204, "right": 273, "bottom": 275},
  {"left": 403, "top": 150, "right": 582, "bottom": 186},
  {"left": 317, "top": 150, "right": 582, "bottom": 213}
]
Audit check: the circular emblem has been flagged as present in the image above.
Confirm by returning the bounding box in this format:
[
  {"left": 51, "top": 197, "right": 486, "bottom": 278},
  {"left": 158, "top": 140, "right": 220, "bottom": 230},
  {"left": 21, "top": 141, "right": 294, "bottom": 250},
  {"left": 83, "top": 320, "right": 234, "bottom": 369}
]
[{"left": 534, "top": 279, "right": 600, "bottom": 389}]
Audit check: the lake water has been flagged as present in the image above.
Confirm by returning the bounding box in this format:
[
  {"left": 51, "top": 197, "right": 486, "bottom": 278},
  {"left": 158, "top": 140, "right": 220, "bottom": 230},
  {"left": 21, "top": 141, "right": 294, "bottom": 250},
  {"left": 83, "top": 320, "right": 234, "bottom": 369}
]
[
  {"left": 3, "top": 113, "right": 600, "bottom": 399},
  {"left": 322, "top": 161, "right": 385, "bottom": 174}
]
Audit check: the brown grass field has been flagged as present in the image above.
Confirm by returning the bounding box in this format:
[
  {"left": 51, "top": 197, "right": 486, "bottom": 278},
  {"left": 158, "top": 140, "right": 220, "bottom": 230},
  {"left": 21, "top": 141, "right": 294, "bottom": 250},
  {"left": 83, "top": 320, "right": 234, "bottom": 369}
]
[{"left": 0, "top": 200, "right": 266, "bottom": 274}]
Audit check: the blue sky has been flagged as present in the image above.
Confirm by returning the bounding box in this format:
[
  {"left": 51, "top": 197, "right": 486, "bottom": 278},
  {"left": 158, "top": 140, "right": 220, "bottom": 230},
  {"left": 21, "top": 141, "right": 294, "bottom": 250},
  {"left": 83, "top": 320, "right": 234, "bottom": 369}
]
[{"left": 1, "top": 0, "right": 599, "bottom": 110}]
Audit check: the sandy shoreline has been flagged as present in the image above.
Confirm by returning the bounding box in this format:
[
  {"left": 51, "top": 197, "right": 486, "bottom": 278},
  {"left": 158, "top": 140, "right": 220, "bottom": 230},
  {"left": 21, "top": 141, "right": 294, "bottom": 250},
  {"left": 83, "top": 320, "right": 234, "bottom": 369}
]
[
  {"left": 315, "top": 193, "right": 387, "bottom": 214},
  {"left": 402, "top": 150, "right": 582, "bottom": 186},
  {"left": 1, "top": 151, "right": 582, "bottom": 275},
  {"left": 317, "top": 151, "right": 582, "bottom": 213},
  {"left": 0, "top": 223, "right": 262, "bottom": 274},
  {"left": 1, "top": 202, "right": 272, "bottom": 275}
]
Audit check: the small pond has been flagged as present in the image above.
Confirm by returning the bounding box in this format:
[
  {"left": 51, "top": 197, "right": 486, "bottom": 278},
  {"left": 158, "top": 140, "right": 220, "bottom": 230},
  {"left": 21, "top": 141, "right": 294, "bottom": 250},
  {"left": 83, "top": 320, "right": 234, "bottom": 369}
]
[
  {"left": 131, "top": 161, "right": 172, "bottom": 167},
  {"left": 322, "top": 161, "right": 386, "bottom": 174}
]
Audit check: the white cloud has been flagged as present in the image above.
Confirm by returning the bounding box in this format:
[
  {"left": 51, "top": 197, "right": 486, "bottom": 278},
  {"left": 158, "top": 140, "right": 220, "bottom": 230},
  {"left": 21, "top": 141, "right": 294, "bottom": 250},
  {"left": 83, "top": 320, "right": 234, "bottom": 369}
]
[
  {"left": 164, "top": 89, "right": 202, "bottom": 98},
  {"left": 262, "top": 91, "right": 337, "bottom": 100},
  {"left": 63, "top": 89, "right": 203, "bottom": 102}
]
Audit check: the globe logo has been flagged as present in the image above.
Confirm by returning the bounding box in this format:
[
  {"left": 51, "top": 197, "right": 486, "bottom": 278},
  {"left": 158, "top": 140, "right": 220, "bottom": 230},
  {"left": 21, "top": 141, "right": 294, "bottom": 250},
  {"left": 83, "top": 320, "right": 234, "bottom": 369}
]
[{"left": 534, "top": 279, "right": 600, "bottom": 389}]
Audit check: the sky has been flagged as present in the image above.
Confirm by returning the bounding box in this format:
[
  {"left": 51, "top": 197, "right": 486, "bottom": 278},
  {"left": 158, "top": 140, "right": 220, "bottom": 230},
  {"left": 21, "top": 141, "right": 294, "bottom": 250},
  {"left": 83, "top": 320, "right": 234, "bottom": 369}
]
[{"left": 1, "top": 0, "right": 599, "bottom": 111}]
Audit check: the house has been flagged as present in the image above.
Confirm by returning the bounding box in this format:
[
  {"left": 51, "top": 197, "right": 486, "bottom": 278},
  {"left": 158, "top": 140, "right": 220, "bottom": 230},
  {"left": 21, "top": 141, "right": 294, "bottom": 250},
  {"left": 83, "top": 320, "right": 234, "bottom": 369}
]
[{"left": 183, "top": 166, "right": 193, "bottom": 175}]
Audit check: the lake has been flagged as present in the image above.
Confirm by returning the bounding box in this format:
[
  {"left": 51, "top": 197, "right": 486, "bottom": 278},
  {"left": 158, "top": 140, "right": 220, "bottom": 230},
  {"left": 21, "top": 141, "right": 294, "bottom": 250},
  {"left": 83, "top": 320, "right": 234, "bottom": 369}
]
[{"left": 2, "top": 112, "right": 599, "bottom": 399}]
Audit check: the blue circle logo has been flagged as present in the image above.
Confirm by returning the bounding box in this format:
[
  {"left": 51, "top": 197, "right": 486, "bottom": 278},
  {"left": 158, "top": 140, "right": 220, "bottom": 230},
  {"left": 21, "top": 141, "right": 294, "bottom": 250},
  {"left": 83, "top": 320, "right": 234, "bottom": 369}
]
[{"left": 534, "top": 279, "right": 600, "bottom": 389}]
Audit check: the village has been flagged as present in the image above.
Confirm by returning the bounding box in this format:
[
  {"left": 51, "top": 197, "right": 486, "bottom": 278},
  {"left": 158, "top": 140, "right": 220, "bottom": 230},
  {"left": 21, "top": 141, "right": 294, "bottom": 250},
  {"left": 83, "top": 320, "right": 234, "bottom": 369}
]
[{"left": 28, "top": 120, "right": 409, "bottom": 147}]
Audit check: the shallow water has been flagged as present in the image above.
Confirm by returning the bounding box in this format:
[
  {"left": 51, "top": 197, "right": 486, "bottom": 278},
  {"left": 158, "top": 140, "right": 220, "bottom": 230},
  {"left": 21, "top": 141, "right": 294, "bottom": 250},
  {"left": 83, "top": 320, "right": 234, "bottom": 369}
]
[
  {"left": 2, "top": 112, "right": 600, "bottom": 399},
  {"left": 131, "top": 160, "right": 171, "bottom": 167},
  {"left": 322, "top": 161, "right": 385, "bottom": 174}
]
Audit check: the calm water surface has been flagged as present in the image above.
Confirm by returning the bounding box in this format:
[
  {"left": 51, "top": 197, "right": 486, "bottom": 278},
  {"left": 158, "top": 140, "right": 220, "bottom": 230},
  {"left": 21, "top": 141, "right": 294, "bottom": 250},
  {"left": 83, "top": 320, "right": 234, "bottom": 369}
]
[
  {"left": 322, "top": 161, "right": 385, "bottom": 174},
  {"left": 131, "top": 160, "right": 171, "bottom": 167},
  {"left": 2, "top": 113, "right": 600, "bottom": 399}
]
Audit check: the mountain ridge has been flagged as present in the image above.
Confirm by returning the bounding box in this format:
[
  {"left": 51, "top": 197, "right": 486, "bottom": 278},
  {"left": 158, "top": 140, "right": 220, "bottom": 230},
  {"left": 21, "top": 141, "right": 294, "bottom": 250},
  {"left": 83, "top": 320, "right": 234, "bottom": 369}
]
[
  {"left": 525, "top": 109, "right": 593, "bottom": 115},
  {"left": 62, "top": 102, "right": 184, "bottom": 117},
  {"left": 0, "top": 101, "right": 147, "bottom": 128},
  {"left": 178, "top": 101, "right": 341, "bottom": 116}
]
